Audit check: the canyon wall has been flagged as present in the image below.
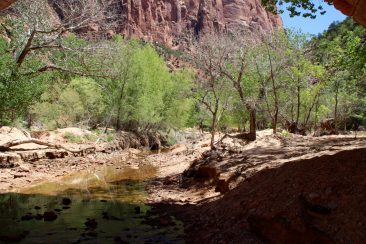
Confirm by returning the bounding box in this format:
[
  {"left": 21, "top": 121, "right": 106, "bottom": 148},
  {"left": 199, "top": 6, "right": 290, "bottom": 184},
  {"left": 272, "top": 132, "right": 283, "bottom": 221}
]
[
  {"left": 0, "top": 0, "right": 16, "bottom": 11},
  {"left": 49, "top": 0, "right": 282, "bottom": 47},
  {"left": 118, "top": 0, "right": 282, "bottom": 46}
]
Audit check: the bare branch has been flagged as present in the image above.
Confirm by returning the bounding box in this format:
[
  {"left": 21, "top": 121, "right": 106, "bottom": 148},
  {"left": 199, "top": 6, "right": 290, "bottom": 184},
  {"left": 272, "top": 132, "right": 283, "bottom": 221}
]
[
  {"left": 0, "top": 138, "right": 95, "bottom": 153},
  {"left": 22, "top": 65, "right": 111, "bottom": 78}
]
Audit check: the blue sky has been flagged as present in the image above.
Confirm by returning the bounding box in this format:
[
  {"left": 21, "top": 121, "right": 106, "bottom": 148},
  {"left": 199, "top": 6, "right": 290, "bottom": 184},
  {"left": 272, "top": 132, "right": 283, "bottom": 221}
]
[{"left": 280, "top": 3, "right": 347, "bottom": 35}]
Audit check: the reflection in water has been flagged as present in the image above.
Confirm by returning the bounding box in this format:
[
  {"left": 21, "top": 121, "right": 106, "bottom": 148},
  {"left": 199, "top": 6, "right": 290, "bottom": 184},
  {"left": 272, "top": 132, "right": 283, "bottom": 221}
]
[{"left": 0, "top": 164, "right": 184, "bottom": 243}]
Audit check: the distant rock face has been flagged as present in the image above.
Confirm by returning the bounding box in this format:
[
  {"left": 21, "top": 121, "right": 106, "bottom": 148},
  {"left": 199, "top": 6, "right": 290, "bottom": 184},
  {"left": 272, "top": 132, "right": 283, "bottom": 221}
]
[
  {"left": 0, "top": 0, "right": 16, "bottom": 11},
  {"left": 50, "top": 0, "right": 282, "bottom": 47},
  {"left": 119, "top": 0, "right": 282, "bottom": 46}
]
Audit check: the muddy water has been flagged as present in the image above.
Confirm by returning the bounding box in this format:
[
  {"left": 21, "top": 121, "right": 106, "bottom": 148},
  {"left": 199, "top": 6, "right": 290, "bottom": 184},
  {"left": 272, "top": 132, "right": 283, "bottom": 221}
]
[{"left": 0, "top": 164, "right": 184, "bottom": 243}]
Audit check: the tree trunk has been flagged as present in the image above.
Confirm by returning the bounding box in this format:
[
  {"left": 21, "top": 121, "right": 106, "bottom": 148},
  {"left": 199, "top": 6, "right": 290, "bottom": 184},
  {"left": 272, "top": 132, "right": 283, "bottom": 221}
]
[
  {"left": 272, "top": 112, "right": 278, "bottom": 134},
  {"left": 267, "top": 44, "right": 278, "bottom": 134},
  {"left": 116, "top": 106, "right": 122, "bottom": 131},
  {"left": 210, "top": 111, "right": 217, "bottom": 149},
  {"left": 304, "top": 92, "right": 320, "bottom": 129},
  {"left": 272, "top": 85, "right": 279, "bottom": 134},
  {"left": 115, "top": 82, "right": 127, "bottom": 131},
  {"left": 296, "top": 85, "right": 301, "bottom": 127},
  {"left": 248, "top": 109, "right": 256, "bottom": 141},
  {"left": 334, "top": 82, "right": 339, "bottom": 132}
]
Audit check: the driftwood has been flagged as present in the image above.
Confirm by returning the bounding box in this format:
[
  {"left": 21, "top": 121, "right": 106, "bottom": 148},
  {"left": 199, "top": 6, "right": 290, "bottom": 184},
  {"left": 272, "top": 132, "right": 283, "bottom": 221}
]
[{"left": 0, "top": 138, "right": 95, "bottom": 153}]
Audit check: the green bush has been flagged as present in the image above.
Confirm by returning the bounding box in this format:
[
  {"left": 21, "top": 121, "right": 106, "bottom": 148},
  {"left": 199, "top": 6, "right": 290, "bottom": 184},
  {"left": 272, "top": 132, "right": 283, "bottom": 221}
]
[{"left": 63, "top": 132, "right": 83, "bottom": 144}]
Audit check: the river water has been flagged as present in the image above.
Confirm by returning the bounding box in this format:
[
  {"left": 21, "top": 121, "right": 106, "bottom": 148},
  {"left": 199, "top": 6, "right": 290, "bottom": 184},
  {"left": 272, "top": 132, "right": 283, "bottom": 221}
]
[{"left": 0, "top": 163, "right": 184, "bottom": 243}]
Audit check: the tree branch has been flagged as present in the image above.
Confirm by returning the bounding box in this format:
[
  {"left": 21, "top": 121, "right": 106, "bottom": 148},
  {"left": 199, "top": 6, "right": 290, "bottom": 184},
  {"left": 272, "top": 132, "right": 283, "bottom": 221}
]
[
  {"left": 22, "top": 65, "right": 111, "bottom": 78},
  {"left": 0, "top": 138, "right": 95, "bottom": 154},
  {"left": 16, "top": 29, "right": 36, "bottom": 66}
]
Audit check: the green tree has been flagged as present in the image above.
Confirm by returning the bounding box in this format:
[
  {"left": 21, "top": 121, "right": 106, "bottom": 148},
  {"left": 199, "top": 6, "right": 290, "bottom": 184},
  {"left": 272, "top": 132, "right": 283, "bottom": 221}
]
[
  {"left": 310, "top": 18, "right": 366, "bottom": 130},
  {"left": 97, "top": 39, "right": 193, "bottom": 132}
]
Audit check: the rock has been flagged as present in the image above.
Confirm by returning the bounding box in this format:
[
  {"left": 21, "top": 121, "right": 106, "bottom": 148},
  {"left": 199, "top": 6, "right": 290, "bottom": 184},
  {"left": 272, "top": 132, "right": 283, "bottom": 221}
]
[
  {"left": 215, "top": 178, "right": 230, "bottom": 194},
  {"left": 75, "top": 0, "right": 281, "bottom": 47},
  {"left": 102, "top": 211, "right": 110, "bottom": 220},
  {"left": 17, "top": 151, "right": 41, "bottom": 162},
  {"left": 43, "top": 211, "right": 58, "bottom": 221},
  {"left": 0, "top": 231, "right": 29, "bottom": 243},
  {"left": 13, "top": 174, "right": 26, "bottom": 179},
  {"left": 134, "top": 206, "right": 141, "bottom": 214},
  {"left": 163, "top": 176, "right": 177, "bottom": 185},
  {"left": 0, "top": 153, "right": 21, "bottom": 168},
  {"left": 150, "top": 138, "right": 162, "bottom": 151},
  {"left": 62, "top": 197, "right": 72, "bottom": 205},
  {"left": 35, "top": 214, "right": 44, "bottom": 220},
  {"left": 128, "top": 148, "right": 141, "bottom": 155},
  {"left": 18, "top": 165, "right": 30, "bottom": 172},
  {"left": 85, "top": 218, "right": 98, "bottom": 229},
  {"left": 113, "top": 236, "right": 129, "bottom": 244},
  {"left": 21, "top": 213, "right": 33, "bottom": 221},
  {"left": 0, "top": 1, "right": 17, "bottom": 11},
  {"left": 196, "top": 166, "right": 218, "bottom": 180},
  {"left": 201, "top": 143, "right": 210, "bottom": 148},
  {"left": 45, "top": 151, "right": 68, "bottom": 159}
]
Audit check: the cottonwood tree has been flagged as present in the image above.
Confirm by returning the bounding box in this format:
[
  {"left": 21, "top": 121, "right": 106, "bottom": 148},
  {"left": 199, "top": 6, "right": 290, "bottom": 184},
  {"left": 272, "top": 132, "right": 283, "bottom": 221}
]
[
  {"left": 254, "top": 31, "right": 320, "bottom": 134},
  {"left": 193, "top": 74, "right": 232, "bottom": 149},
  {"left": 0, "top": 0, "right": 118, "bottom": 124},
  {"left": 297, "top": 18, "right": 366, "bottom": 133},
  {"left": 94, "top": 38, "right": 193, "bottom": 132},
  {"left": 190, "top": 35, "right": 233, "bottom": 148},
  {"left": 1, "top": 0, "right": 118, "bottom": 75},
  {"left": 221, "top": 37, "right": 259, "bottom": 140},
  {"left": 191, "top": 32, "right": 263, "bottom": 143},
  {"left": 205, "top": 32, "right": 261, "bottom": 140},
  {"left": 254, "top": 30, "right": 325, "bottom": 134},
  {"left": 253, "top": 31, "right": 292, "bottom": 134}
]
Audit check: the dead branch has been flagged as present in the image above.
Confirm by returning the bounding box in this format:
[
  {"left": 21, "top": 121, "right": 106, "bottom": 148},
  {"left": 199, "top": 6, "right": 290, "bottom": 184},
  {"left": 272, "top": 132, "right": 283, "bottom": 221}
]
[
  {"left": 0, "top": 138, "right": 95, "bottom": 153},
  {"left": 22, "top": 65, "right": 111, "bottom": 78}
]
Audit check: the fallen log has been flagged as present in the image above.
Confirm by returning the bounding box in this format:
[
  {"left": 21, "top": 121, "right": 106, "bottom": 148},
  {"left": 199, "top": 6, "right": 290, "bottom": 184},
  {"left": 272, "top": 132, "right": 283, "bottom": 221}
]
[{"left": 0, "top": 138, "right": 95, "bottom": 153}]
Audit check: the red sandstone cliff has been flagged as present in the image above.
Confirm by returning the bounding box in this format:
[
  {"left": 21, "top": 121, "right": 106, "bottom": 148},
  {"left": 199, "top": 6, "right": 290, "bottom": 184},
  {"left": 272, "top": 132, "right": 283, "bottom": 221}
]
[
  {"left": 49, "top": 0, "right": 282, "bottom": 47},
  {"left": 119, "top": 0, "right": 282, "bottom": 46}
]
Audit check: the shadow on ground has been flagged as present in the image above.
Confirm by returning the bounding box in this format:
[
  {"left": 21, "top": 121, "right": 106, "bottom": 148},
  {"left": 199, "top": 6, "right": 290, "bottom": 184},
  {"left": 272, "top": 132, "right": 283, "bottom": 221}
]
[{"left": 152, "top": 147, "right": 366, "bottom": 243}]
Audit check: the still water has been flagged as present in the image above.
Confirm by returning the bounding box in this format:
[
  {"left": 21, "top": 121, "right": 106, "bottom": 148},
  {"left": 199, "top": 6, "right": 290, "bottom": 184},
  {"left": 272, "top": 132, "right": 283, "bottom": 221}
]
[{"left": 0, "top": 164, "right": 184, "bottom": 243}]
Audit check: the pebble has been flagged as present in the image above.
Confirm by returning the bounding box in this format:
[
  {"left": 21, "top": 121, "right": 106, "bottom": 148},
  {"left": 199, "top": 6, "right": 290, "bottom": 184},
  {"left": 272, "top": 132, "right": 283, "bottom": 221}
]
[
  {"left": 21, "top": 213, "right": 33, "bottom": 221},
  {"left": 84, "top": 218, "right": 98, "bottom": 229},
  {"left": 62, "top": 197, "right": 72, "bottom": 205},
  {"left": 43, "top": 211, "right": 57, "bottom": 221}
]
